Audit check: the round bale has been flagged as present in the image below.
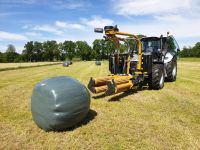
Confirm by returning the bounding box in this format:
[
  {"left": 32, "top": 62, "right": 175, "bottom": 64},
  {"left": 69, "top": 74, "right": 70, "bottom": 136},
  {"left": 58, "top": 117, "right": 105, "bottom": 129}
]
[
  {"left": 31, "top": 76, "right": 90, "bottom": 131},
  {"left": 95, "top": 61, "right": 101, "bottom": 65},
  {"left": 63, "top": 61, "right": 69, "bottom": 67}
]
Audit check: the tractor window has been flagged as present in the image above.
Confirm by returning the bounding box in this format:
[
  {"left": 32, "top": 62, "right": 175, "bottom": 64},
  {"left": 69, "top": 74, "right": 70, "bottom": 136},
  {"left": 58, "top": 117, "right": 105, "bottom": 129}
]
[
  {"left": 167, "top": 36, "right": 180, "bottom": 53},
  {"left": 141, "top": 39, "right": 160, "bottom": 52}
]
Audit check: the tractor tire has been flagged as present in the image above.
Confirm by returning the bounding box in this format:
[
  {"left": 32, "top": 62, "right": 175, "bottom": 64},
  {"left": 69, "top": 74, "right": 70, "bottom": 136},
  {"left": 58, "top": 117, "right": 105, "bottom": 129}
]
[
  {"left": 149, "top": 64, "right": 164, "bottom": 90},
  {"left": 165, "top": 58, "right": 177, "bottom": 82}
]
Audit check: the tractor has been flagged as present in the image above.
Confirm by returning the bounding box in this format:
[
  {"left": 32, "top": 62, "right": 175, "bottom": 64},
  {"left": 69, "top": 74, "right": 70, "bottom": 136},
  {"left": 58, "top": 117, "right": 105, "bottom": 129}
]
[{"left": 88, "top": 25, "right": 180, "bottom": 95}]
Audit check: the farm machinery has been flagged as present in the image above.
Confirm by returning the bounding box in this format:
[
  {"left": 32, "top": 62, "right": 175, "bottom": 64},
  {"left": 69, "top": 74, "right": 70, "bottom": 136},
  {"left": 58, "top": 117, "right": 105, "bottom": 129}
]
[{"left": 88, "top": 25, "right": 180, "bottom": 95}]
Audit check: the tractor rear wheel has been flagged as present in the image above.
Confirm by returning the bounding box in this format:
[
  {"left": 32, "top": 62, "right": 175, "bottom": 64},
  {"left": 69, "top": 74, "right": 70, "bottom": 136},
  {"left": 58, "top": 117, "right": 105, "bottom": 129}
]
[
  {"left": 166, "top": 58, "right": 177, "bottom": 82},
  {"left": 149, "top": 64, "right": 164, "bottom": 90}
]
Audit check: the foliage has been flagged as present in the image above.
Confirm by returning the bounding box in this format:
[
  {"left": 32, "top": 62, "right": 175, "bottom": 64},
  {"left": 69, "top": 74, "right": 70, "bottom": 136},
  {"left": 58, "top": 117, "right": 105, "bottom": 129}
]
[
  {"left": 5, "top": 44, "right": 20, "bottom": 62},
  {"left": 93, "top": 39, "right": 116, "bottom": 59},
  {"left": 6, "top": 44, "right": 16, "bottom": 53},
  {"left": 76, "top": 41, "right": 93, "bottom": 60},
  {"left": 0, "top": 52, "right": 6, "bottom": 62},
  {"left": 43, "top": 41, "right": 59, "bottom": 61},
  {"left": 180, "top": 42, "right": 200, "bottom": 57},
  {"left": 62, "top": 41, "right": 76, "bottom": 60},
  {"left": 23, "top": 41, "right": 34, "bottom": 61},
  {"left": 1, "top": 39, "right": 200, "bottom": 63}
]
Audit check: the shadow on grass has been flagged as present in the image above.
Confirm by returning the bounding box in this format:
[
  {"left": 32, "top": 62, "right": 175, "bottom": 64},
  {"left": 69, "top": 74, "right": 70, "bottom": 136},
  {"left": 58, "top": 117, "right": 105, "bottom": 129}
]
[
  {"left": 108, "top": 86, "right": 151, "bottom": 102},
  {"left": 92, "top": 86, "right": 151, "bottom": 102},
  {"left": 92, "top": 93, "right": 106, "bottom": 99},
  {"left": 108, "top": 89, "right": 138, "bottom": 102},
  {"left": 66, "top": 109, "right": 97, "bottom": 131}
]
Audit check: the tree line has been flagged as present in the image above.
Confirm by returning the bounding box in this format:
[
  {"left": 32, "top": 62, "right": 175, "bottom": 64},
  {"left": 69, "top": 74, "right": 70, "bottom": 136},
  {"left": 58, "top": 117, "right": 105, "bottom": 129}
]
[
  {"left": 0, "top": 40, "right": 199, "bottom": 63},
  {"left": 179, "top": 42, "right": 200, "bottom": 57},
  {"left": 0, "top": 40, "right": 117, "bottom": 63}
]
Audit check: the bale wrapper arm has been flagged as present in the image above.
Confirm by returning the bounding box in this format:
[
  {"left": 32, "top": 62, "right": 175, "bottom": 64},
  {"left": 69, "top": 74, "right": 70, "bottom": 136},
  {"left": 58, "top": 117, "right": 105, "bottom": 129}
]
[{"left": 88, "top": 26, "right": 145, "bottom": 95}]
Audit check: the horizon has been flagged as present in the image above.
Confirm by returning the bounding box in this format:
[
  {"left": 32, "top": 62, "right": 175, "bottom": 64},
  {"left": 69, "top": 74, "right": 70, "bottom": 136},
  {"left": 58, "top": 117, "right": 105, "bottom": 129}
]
[{"left": 0, "top": 0, "right": 200, "bottom": 53}]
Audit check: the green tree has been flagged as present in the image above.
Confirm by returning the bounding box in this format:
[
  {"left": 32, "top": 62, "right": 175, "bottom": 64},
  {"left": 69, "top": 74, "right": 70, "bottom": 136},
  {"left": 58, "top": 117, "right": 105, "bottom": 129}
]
[
  {"left": 6, "top": 44, "right": 19, "bottom": 62},
  {"left": 0, "top": 52, "right": 6, "bottom": 62},
  {"left": 43, "top": 41, "right": 58, "bottom": 61},
  {"left": 167, "top": 37, "right": 176, "bottom": 52},
  {"left": 104, "top": 40, "right": 116, "bottom": 57},
  {"left": 193, "top": 42, "right": 200, "bottom": 57},
  {"left": 180, "top": 43, "right": 200, "bottom": 58},
  {"left": 93, "top": 39, "right": 101, "bottom": 59},
  {"left": 119, "top": 43, "right": 128, "bottom": 53},
  {"left": 76, "top": 41, "right": 93, "bottom": 60},
  {"left": 62, "top": 41, "right": 76, "bottom": 60},
  {"left": 58, "top": 42, "right": 65, "bottom": 61},
  {"left": 33, "top": 41, "right": 43, "bottom": 61},
  {"left": 23, "top": 41, "right": 34, "bottom": 61},
  {"left": 6, "top": 44, "right": 16, "bottom": 53},
  {"left": 93, "top": 39, "right": 115, "bottom": 59},
  {"left": 138, "top": 34, "right": 146, "bottom": 39},
  {"left": 99, "top": 40, "right": 107, "bottom": 59}
]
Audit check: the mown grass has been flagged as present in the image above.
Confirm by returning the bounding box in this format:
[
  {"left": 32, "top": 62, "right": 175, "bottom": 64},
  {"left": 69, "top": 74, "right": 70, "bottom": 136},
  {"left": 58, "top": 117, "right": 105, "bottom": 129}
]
[
  {"left": 0, "top": 62, "right": 61, "bottom": 71},
  {"left": 179, "top": 57, "right": 200, "bottom": 62},
  {"left": 0, "top": 60, "right": 199, "bottom": 149}
]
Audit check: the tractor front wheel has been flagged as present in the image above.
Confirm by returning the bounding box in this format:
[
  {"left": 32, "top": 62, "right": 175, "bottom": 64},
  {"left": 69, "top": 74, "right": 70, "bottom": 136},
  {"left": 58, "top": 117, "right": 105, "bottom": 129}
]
[
  {"left": 149, "top": 64, "right": 164, "bottom": 90},
  {"left": 166, "top": 58, "right": 177, "bottom": 82}
]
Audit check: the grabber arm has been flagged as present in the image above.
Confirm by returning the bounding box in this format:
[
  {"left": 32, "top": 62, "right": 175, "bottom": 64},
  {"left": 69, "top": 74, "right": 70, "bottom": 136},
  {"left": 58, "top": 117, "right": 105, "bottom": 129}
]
[
  {"left": 104, "top": 28, "right": 143, "bottom": 71},
  {"left": 88, "top": 75, "right": 134, "bottom": 95}
]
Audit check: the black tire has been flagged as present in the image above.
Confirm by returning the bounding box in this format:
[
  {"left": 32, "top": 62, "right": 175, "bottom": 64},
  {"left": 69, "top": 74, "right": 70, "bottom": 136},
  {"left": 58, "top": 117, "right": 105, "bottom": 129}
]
[
  {"left": 165, "top": 58, "right": 177, "bottom": 82},
  {"left": 149, "top": 64, "right": 164, "bottom": 90}
]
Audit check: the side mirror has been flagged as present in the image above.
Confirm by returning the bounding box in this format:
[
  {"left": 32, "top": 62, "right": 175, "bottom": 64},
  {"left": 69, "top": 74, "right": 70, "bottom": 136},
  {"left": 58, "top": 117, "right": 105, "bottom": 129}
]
[
  {"left": 177, "top": 48, "right": 180, "bottom": 52},
  {"left": 94, "top": 28, "right": 103, "bottom": 33}
]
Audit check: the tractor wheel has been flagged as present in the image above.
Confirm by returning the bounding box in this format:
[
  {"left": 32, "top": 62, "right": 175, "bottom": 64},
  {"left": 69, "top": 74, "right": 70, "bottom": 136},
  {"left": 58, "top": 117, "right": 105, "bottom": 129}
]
[
  {"left": 165, "top": 58, "right": 177, "bottom": 82},
  {"left": 149, "top": 64, "right": 164, "bottom": 90}
]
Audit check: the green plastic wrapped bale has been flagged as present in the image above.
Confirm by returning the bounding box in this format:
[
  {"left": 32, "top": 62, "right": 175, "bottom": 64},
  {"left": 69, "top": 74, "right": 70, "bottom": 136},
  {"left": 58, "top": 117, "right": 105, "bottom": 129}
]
[
  {"left": 63, "top": 61, "right": 69, "bottom": 67},
  {"left": 68, "top": 61, "right": 72, "bottom": 65},
  {"left": 31, "top": 76, "right": 90, "bottom": 131},
  {"left": 95, "top": 61, "right": 101, "bottom": 65}
]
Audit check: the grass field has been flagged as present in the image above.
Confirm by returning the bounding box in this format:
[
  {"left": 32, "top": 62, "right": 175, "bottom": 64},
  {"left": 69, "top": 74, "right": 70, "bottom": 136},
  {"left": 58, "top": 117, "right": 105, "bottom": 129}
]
[
  {"left": 0, "top": 58, "right": 199, "bottom": 149},
  {"left": 0, "top": 62, "right": 61, "bottom": 70}
]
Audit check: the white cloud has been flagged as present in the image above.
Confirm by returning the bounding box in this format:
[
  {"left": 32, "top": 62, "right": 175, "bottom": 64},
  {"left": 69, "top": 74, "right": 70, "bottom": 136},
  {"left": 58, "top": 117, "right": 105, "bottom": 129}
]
[
  {"left": 154, "top": 14, "right": 184, "bottom": 22},
  {"left": 22, "top": 25, "right": 30, "bottom": 29},
  {"left": 117, "top": 17, "right": 200, "bottom": 48},
  {"left": 32, "top": 25, "right": 63, "bottom": 35},
  {"left": 53, "top": 1, "right": 86, "bottom": 9},
  {"left": 0, "top": 31, "right": 28, "bottom": 41},
  {"left": 81, "top": 16, "right": 114, "bottom": 28},
  {"left": 114, "top": 0, "right": 193, "bottom": 16},
  {"left": 55, "top": 21, "right": 85, "bottom": 30},
  {"left": 112, "top": 0, "right": 200, "bottom": 48},
  {"left": 25, "top": 32, "right": 41, "bottom": 36},
  {"left": 24, "top": 16, "right": 113, "bottom": 37}
]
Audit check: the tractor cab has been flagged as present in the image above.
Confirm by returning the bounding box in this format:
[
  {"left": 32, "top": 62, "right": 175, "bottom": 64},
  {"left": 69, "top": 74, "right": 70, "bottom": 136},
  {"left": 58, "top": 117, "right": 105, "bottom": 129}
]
[{"left": 141, "top": 37, "right": 161, "bottom": 53}]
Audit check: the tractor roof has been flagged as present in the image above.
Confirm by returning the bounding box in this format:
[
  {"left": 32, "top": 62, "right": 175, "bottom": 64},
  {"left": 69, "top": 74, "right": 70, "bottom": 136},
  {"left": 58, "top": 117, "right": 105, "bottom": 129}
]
[{"left": 141, "top": 36, "right": 167, "bottom": 41}]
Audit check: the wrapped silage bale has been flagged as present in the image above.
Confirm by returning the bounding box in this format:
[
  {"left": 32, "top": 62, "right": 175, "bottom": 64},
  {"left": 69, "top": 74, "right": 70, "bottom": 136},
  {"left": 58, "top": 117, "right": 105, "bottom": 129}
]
[{"left": 31, "top": 76, "right": 90, "bottom": 131}]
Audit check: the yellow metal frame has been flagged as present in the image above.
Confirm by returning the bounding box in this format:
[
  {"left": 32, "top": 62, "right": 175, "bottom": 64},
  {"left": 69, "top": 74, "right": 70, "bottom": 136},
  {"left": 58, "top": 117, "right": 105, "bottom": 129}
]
[
  {"left": 88, "top": 27, "right": 144, "bottom": 95},
  {"left": 105, "top": 29, "right": 143, "bottom": 73}
]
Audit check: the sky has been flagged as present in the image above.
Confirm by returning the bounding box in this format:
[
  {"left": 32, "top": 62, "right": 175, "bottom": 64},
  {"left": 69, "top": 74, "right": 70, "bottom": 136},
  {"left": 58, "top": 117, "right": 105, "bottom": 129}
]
[{"left": 0, "top": 0, "right": 200, "bottom": 53}]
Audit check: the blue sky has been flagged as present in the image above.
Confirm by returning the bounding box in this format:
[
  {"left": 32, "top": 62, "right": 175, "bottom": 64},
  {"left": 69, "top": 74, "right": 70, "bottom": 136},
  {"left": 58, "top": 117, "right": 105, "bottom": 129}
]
[{"left": 0, "top": 0, "right": 200, "bottom": 53}]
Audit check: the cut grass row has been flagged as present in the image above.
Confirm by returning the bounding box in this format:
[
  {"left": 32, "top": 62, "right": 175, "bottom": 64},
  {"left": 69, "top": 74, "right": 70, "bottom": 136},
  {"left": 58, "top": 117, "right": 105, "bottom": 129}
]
[{"left": 0, "top": 62, "right": 62, "bottom": 72}]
